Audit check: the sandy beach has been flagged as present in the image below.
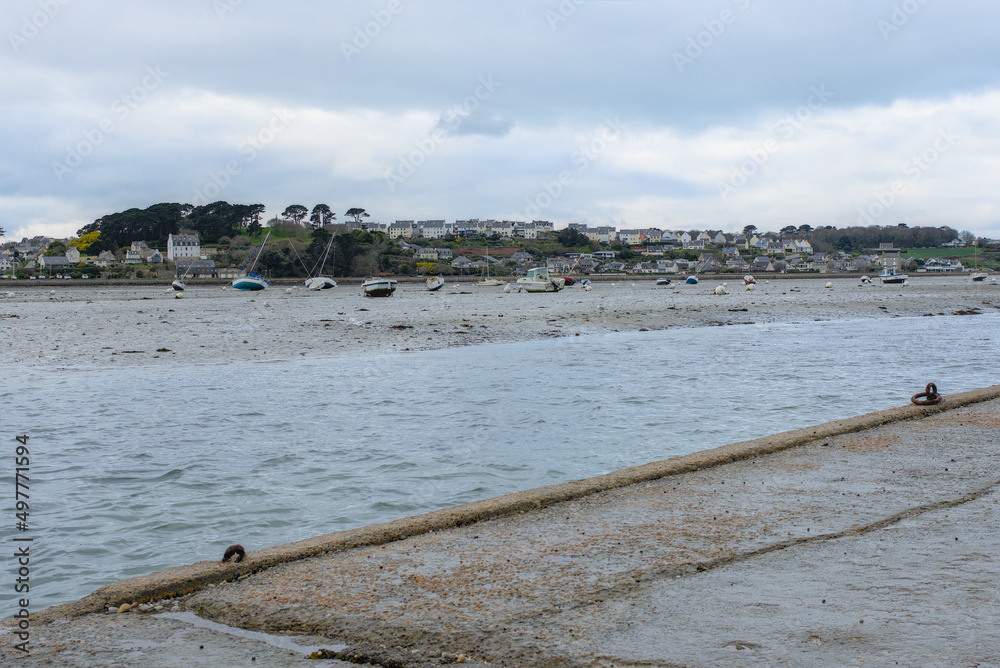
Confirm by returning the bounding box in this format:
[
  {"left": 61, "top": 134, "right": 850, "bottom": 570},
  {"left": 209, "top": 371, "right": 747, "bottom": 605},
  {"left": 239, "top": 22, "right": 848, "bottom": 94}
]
[{"left": 3, "top": 276, "right": 998, "bottom": 369}]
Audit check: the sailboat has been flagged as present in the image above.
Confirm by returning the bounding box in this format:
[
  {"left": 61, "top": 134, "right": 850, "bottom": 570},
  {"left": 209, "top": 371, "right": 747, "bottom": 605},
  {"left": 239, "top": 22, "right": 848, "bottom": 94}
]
[
  {"left": 232, "top": 232, "right": 270, "bottom": 291},
  {"left": 971, "top": 242, "right": 988, "bottom": 282},
  {"left": 305, "top": 231, "right": 337, "bottom": 290},
  {"left": 475, "top": 250, "right": 503, "bottom": 286},
  {"left": 172, "top": 259, "right": 193, "bottom": 291}
]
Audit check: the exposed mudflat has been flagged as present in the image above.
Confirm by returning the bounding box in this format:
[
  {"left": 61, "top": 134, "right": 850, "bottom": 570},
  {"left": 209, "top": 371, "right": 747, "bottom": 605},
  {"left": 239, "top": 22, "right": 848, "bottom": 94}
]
[{"left": 3, "top": 276, "right": 998, "bottom": 369}]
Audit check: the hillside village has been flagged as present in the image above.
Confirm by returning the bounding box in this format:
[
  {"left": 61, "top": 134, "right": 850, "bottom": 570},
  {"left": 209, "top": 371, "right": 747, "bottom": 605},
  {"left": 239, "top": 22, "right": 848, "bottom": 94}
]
[{"left": 1, "top": 216, "right": 990, "bottom": 280}]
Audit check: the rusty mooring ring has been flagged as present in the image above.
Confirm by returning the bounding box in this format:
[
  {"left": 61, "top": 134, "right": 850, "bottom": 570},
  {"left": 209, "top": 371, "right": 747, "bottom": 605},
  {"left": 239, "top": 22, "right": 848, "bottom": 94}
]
[
  {"left": 221, "top": 544, "right": 246, "bottom": 563},
  {"left": 911, "top": 383, "right": 941, "bottom": 405}
]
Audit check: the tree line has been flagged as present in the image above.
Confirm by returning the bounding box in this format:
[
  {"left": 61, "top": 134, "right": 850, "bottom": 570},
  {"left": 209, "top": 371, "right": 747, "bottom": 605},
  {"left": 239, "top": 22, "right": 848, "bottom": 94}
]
[
  {"left": 74, "top": 202, "right": 371, "bottom": 252},
  {"left": 76, "top": 202, "right": 267, "bottom": 252}
]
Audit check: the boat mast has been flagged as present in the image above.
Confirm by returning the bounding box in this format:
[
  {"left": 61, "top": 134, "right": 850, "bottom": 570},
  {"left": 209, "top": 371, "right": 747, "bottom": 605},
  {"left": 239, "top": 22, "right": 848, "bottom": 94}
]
[{"left": 246, "top": 231, "right": 270, "bottom": 276}]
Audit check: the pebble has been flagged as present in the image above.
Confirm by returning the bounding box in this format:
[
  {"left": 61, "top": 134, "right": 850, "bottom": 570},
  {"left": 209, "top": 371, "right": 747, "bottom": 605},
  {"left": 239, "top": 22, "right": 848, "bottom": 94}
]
[{"left": 117, "top": 603, "right": 131, "bottom": 614}]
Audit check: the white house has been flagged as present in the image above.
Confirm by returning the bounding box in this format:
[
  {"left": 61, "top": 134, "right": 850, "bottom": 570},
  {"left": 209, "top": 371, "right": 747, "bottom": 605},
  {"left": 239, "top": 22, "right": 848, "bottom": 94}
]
[
  {"left": 418, "top": 220, "right": 450, "bottom": 239},
  {"left": 167, "top": 234, "right": 201, "bottom": 261}
]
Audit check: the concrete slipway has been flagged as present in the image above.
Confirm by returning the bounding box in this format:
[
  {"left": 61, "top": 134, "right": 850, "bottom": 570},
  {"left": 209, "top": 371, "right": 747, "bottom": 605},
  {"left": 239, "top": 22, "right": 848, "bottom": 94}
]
[{"left": 4, "top": 385, "right": 1000, "bottom": 667}]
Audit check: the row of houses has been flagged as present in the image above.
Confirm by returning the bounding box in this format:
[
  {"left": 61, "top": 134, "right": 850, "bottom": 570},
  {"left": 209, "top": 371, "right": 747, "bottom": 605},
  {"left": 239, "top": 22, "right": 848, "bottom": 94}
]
[
  {"left": 383, "top": 219, "right": 556, "bottom": 240},
  {"left": 377, "top": 219, "right": 820, "bottom": 251},
  {"left": 1, "top": 234, "right": 204, "bottom": 275},
  {"left": 565, "top": 224, "right": 816, "bottom": 253}
]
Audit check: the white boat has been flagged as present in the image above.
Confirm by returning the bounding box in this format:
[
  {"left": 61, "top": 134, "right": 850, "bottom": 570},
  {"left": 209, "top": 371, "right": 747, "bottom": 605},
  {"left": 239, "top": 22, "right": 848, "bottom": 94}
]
[
  {"left": 743, "top": 274, "right": 756, "bottom": 285},
  {"left": 362, "top": 276, "right": 397, "bottom": 297},
  {"left": 304, "top": 230, "right": 337, "bottom": 290},
  {"left": 878, "top": 268, "right": 908, "bottom": 284},
  {"left": 685, "top": 275, "right": 699, "bottom": 285},
  {"left": 516, "top": 267, "right": 565, "bottom": 292},
  {"left": 172, "top": 257, "right": 197, "bottom": 290},
  {"left": 425, "top": 275, "right": 445, "bottom": 291},
  {"left": 305, "top": 276, "right": 337, "bottom": 290},
  {"left": 232, "top": 232, "right": 270, "bottom": 291},
  {"left": 475, "top": 251, "right": 504, "bottom": 286},
  {"left": 655, "top": 277, "right": 671, "bottom": 286},
  {"left": 971, "top": 242, "right": 988, "bottom": 281}
]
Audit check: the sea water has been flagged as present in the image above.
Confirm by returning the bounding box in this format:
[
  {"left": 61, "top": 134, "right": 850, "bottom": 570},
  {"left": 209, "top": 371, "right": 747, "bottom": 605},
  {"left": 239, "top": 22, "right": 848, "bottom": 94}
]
[{"left": 2, "top": 313, "right": 998, "bottom": 609}]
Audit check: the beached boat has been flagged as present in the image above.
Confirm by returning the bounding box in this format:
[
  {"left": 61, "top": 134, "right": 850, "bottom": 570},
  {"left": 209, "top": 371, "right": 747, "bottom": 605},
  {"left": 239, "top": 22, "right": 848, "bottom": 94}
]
[
  {"left": 971, "top": 243, "right": 988, "bottom": 281},
  {"left": 475, "top": 251, "right": 504, "bottom": 286},
  {"left": 655, "top": 277, "right": 671, "bottom": 286},
  {"left": 516, "top": 267, "right": 565, "bottom": 292},
  {"left": 172, "top": 256, "right": 197, "bottom": 291},
  {"left": 425, "top": 275, "right": 445, "bottom": 291},
  {"left": 232, "top": 233, "right": 270, "bottom": 291},
  {"left": 685, "top": 276, "right": 699, "bottom": 285},
  {"left": 743, "top": 274, "right": 756, "bottom": 285},
  {"left": 305, "top": 276, "right": 337, "bottom": 290},
  {"left": 878, "top": 268, "right": 908, "bottom": 284},
  {"left": 362, "top": 276, "right": 397, "bottom": 297},
  {"left": 304, "top": 232, "right": 337, "bottom": 290}
]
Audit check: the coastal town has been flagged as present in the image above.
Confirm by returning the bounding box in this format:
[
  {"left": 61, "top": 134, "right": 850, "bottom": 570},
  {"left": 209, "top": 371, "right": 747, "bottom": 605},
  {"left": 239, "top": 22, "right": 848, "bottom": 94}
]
[{"left": 1, "top": 212, "right": 993, "bottom": 281}]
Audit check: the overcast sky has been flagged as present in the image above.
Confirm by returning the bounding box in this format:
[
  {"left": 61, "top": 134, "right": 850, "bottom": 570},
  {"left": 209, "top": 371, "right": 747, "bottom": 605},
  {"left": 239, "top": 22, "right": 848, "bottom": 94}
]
[{"left": 3, "top": 0, "right": 1000, "bottom": 242}]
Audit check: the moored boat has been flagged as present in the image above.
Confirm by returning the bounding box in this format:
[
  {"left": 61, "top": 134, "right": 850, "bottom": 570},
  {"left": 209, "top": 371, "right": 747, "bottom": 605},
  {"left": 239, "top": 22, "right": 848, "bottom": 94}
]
[
  {"left": 516, "top": 267, "right": 565, "bottom": 292},
  {"left": 971, "top": 241, "right": 987, "bottom": 281},
  {"left": 655, "top": 277, "right": 671, "bottom": 286},
  {"left": 685, "top": 275, "right": 699, "bottom": 285},
  {"left": 743, "top": 274, "right": 756, "bottom": 285},
  {"left": 305, "top": 276, "right": 337, "bottom": 290},
  {"left": 302, "top": 229, "right": 337, "bottom": 290},
  {"left": 232, "top": 274, "right": 269, "bottom": 291},
  {"left": 475, "top": 251, "right": 503, "bottom": 286},
  {"left": 878, "top": 268, "right": 908, "bottom": 284},
  {"left": 425, "top": 275, "right": 445, "bottom": 291},
  {"left": 232, "top": 232, "right": 271, "bottom": 291},
  {"left": 362, "top": 276, "right": 397, "bottom": 297}
]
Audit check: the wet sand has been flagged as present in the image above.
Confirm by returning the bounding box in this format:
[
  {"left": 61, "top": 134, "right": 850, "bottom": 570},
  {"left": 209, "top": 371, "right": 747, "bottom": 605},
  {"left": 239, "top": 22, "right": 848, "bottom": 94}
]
[{"left": 3, "top": 275, "right": 998, "bottom": 369}]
